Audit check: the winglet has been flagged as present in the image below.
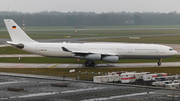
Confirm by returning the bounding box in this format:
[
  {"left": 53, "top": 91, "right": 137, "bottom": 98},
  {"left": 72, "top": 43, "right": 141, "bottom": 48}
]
[{"left": 62, "top": 47, "right": 71, "bottom": 52}]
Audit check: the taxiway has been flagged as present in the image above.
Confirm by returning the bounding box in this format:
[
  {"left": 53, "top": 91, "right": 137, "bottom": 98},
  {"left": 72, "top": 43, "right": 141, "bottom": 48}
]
[{"left": 0, "top": 62, "right": 179, "bottom": 68}]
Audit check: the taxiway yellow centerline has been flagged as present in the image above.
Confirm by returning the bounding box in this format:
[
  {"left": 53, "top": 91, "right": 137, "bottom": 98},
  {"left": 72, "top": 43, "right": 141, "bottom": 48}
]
[{"left": 48, "top": 63, "right": 61, "bottom": 68}]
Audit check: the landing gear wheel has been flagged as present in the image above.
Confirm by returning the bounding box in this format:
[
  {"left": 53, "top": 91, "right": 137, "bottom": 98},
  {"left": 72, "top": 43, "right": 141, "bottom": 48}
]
[
  {"left": 91, "top": 61, "right": 95, "bottom": 67},
  {"left": 157, "top": 58, "right": 162, "bottom": 66},
  {"left": 85, "top": 60, "right": 96, "bottom": 67},
  {"left": 157, "top": 62, "right": 161, "bottom": 66},
  {"left": 85, "top": 61, "right": 90, "bottom": 67}
]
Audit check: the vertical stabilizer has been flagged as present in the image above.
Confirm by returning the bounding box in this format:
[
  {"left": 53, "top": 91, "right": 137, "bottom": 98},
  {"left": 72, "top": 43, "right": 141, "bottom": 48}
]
[{"left": 4, "top": 19, "right": 36, "bottom": 43}]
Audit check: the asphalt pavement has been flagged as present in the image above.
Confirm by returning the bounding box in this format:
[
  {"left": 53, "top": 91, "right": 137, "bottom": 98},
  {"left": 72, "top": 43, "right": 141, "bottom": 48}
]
[{"left": 0, "top": 62, "right": 179, "bottom": 68}]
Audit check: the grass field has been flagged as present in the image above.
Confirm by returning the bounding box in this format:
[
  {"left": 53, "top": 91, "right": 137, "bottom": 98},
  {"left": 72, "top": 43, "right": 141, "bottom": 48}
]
[
  {"left": 24, "top": 29, "right": 180, "bottom": 40},
  {"left": 1, "top": 67, "right": 180, "bottom": 80},
  {"left": 0, "top": 55, "right": 179, "bottom": 63},
  {"left": 1, "top": 28, "right": 180, "bottom": 40},
  {"left": 1, "top": 25, "right": 180, "bottom": 45},
  {"left": 85, "top": 35, "right": 180, "bottom": 44}
]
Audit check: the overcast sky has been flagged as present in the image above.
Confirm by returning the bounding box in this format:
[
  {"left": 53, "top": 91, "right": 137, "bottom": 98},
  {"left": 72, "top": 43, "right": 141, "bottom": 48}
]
[{"left": 1, "top": 0, "right": 180, "bottom": 13}]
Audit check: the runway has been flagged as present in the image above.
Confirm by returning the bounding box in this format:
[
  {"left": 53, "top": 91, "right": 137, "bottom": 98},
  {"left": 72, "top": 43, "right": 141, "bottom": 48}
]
[{"left": 0, "top": 62, "right": 179, "bottom": 68}]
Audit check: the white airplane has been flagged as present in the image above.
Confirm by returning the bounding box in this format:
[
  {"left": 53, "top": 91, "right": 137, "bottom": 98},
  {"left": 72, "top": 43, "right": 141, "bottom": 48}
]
[{"left": 4, "top": 19, "right": 178, "bottom": 67}]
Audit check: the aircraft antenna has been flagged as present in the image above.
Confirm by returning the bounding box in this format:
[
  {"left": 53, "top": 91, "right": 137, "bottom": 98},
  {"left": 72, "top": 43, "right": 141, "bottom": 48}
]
[
  {"left": 23, "top": 18, "right": 25, "bottom": 31},
  {"left": 75, "top": 27, "right": 77, "bottom": 34}
]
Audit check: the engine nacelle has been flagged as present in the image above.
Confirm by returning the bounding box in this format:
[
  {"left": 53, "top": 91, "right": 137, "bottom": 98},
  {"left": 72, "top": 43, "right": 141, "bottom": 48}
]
[
  {"left": 102, "top": 56, "right": 119, "bottom": 63},
  {"left": 84, "top": 54, "right": 101, "bottom": 61}
]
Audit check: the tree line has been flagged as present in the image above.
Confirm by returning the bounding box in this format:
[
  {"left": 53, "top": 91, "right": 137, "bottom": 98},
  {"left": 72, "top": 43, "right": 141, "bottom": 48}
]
[{"left": 0, "top": 11, "right": 180, "bottom": 27}]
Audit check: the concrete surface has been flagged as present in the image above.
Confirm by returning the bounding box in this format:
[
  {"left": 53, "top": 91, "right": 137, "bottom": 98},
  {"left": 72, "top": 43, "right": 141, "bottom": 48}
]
[{"left": 0, "top": 72, "right": 179, "bottom": 101}]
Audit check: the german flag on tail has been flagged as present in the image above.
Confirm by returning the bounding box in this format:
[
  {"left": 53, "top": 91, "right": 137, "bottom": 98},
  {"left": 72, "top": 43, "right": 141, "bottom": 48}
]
[{"left": 12, "top": 26, "right": 16, "bottom": 29}]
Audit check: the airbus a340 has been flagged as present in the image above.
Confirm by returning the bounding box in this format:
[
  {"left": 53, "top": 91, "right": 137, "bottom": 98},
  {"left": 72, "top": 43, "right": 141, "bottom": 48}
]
[{"left": 4, "top": 19, "right": 177, "bottom": 67}]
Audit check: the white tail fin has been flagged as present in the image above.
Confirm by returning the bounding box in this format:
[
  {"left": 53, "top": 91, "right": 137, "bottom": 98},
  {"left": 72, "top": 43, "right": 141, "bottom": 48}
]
[{"left": 4, "top": 19, "right": 36, "bottom": 43}]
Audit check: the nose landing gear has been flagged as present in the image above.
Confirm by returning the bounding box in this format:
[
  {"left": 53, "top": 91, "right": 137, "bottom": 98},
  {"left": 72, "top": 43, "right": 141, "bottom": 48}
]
[
  {"left": 157, "top": 58, "right": 162, "bottom": 66},
  {"left": 85, "top": 60, "right": 95, "bottom": 67}
]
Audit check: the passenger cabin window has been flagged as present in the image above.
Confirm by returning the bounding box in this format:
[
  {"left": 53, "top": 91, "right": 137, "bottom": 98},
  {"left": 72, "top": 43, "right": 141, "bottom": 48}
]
[{"left": 169, "top": 49, "right": 174, "bottom": 51}]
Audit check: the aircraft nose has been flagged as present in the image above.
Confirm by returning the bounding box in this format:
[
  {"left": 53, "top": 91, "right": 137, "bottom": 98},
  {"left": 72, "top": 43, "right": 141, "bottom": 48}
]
[{"left": 174, "top": 50, "right": 178, "bottom": 55}]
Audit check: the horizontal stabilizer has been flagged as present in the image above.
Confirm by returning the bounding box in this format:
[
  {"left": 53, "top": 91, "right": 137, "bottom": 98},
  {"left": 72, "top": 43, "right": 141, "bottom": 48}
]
[{"left": 6, "top": 41, "right": 24, "bottom": 49}]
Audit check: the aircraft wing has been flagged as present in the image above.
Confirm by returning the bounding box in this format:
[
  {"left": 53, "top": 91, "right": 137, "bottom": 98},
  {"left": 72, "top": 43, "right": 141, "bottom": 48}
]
[{"left": 62, "top": 47, "right": 118, "bottom": 56}]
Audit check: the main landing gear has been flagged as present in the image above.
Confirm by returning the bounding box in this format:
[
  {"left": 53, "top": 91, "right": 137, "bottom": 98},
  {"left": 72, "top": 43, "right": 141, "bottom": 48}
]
[
  {"left": 157, "top": 58, "right": 162, "bottom": 66},
  {"left": 85, "top": 60, "right": 95, "bottom": 67}
]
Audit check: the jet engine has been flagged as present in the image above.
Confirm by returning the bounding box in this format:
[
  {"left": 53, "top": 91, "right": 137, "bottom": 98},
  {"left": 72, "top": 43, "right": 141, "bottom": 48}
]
[
  {"left": 102, "top": 56, "right": 119, "bottom": 63},
  {"left": 84, "top": 54, "right": 101, "bottom": 61}
]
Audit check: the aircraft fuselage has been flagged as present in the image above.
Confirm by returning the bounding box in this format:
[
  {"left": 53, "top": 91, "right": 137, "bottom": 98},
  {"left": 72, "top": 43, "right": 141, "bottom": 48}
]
[{"left": 22, "top": 42, "right": 176, "bottom": 59}]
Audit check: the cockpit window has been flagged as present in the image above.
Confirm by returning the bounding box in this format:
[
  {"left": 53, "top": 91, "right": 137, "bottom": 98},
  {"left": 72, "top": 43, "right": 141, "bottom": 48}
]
[{"left": 169, "top": 49, "right": 174, "bottom": 51}]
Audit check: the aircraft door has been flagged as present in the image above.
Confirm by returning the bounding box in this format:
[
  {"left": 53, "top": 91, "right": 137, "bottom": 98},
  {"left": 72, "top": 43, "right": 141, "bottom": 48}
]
[{"left": 36, "top": 44, "right": 41, "bottom": 51}]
